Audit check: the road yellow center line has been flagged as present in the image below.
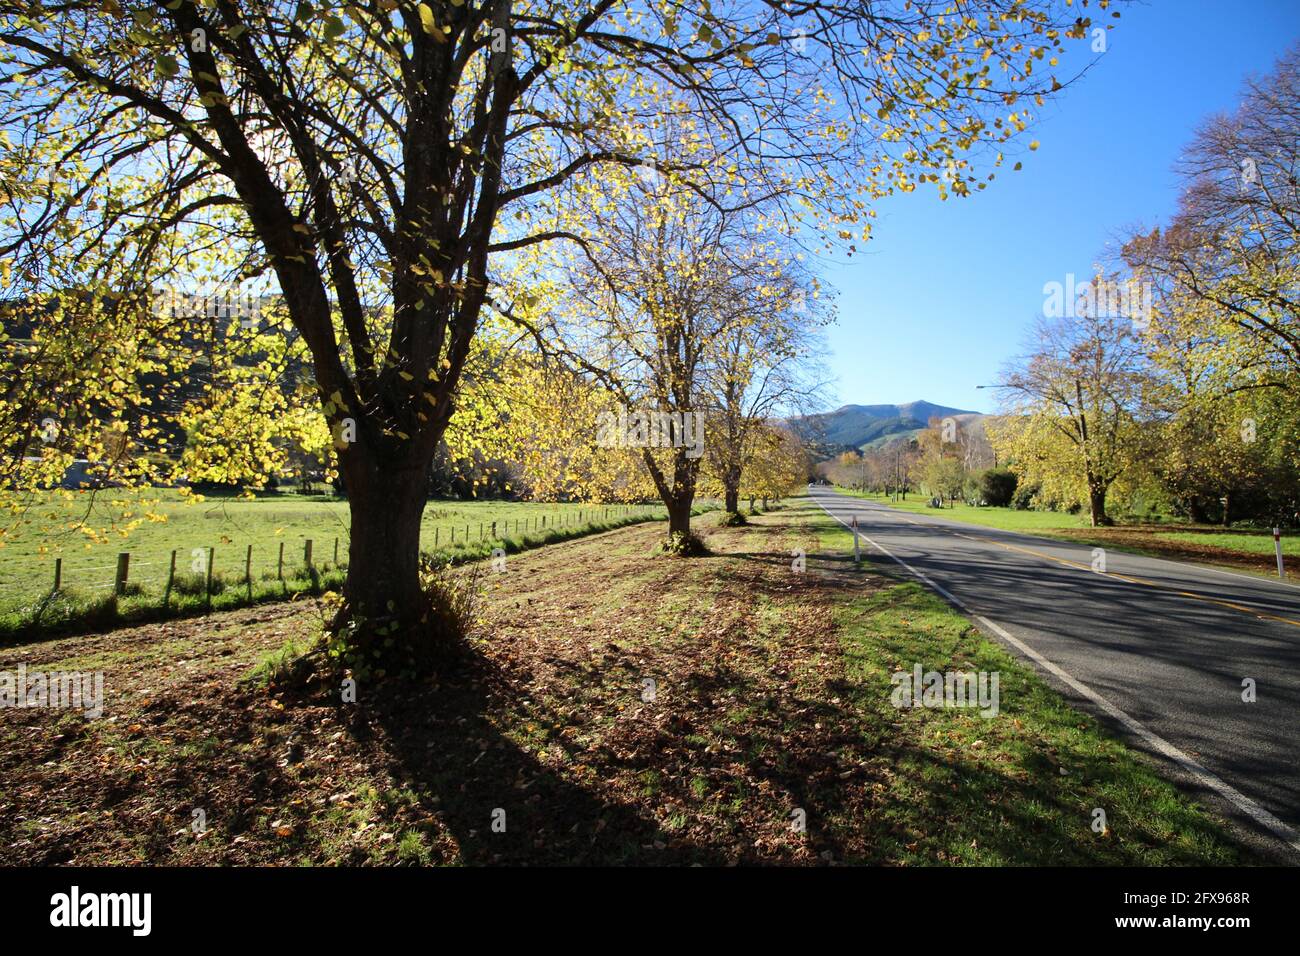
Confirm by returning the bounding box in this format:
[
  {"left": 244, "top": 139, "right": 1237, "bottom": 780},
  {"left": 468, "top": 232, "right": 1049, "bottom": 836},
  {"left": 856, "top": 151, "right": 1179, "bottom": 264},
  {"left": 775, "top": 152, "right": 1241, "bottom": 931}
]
[{"left": 872, "top": 505, "right": 1300, "bottom": 630}]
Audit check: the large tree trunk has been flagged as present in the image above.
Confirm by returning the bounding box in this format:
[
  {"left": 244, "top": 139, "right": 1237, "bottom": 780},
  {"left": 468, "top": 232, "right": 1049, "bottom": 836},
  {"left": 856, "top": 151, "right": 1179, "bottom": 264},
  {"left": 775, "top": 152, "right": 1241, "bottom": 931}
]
[
  {"left": 1087, "top": 478, "right": 1111, "bottom": 527},
  {"left": 724, "top": 482, "right": 740, "bottom": 514},
  {"left": 336, "top": 450, "right": 440, "bottom": 671},
  {"left": 667, "top": 494, "right": 693, "bottom": 537},
  {"left": 645, "top": 447, "right": 700, "bottom": 553}
]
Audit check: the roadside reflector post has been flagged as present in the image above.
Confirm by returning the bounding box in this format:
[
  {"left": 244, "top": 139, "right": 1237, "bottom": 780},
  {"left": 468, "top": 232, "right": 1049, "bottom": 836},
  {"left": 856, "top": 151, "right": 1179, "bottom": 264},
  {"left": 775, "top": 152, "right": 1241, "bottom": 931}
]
[
  {"left": 852, "top": 516, "right": 861, "bottom": 563},
  {"left": 1275, "top": 528, "right": 1286, "bottom": 580}
]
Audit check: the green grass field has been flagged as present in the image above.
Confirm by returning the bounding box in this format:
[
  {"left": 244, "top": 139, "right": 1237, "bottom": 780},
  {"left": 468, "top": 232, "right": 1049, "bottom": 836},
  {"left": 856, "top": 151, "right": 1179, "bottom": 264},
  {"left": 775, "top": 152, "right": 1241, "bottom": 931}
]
[
  {"left": 835, "top": 488, "right": 1300, "bottom": 564},
  {"left": 0, "top": 490, "right": 672, "bottom": 636}
]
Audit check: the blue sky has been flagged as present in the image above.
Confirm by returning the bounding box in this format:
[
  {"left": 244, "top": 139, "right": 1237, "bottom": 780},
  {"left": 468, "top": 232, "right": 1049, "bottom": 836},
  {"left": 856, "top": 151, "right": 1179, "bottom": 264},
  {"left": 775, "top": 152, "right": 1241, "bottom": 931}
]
[{"left": 817, "top": 0, "right": 1300, "bottom": 414}]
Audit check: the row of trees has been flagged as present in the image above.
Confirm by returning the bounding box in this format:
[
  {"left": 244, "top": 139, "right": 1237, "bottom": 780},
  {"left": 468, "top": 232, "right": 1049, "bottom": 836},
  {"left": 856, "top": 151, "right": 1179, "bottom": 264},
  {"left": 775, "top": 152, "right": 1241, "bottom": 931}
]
[
  {"left": 991, "top": 46, "right": 1300, "bottom": 528},
  {"left": 0, "top": 0, "right": 1112, "bottom": 670},
  {"left": 822, "top": 441, "right": 920, "bottom": 498},
  {"left": 821, "top": 414, "right": 1013, "bottom": 509}
]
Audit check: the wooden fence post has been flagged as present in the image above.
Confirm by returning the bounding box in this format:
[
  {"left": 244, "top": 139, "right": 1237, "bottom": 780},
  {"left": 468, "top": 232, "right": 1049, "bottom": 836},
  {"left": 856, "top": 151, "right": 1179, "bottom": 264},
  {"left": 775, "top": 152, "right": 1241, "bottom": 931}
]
[
  {"left": 435, "top": 527, "right": 440, "bottom": 548},
  {"left": 333, "top": 537, "right": 339, "bottom": 566},
  {"left": 164, "top": 550, "right": 176, "bottom": 605},
  {"left": 304, "top": 539, "right": 313, "bottom": 571},
  {"left": 114, "top": 552, "right": 130, "bottom": 596},
  {"left": 245, "top": 544, "right": 253, "bottom": 598},
  {"left": 491, "top": 521, "right": 496, "bottom": 539},
  {"left": 205, "top": 547, "right": 215, "bottom": 608},
  {"left": 53, "top": 557, "right": 62, "bottom": 592},
  {"left": 277, "top": 542, "right": 285, "bottom": 581}
]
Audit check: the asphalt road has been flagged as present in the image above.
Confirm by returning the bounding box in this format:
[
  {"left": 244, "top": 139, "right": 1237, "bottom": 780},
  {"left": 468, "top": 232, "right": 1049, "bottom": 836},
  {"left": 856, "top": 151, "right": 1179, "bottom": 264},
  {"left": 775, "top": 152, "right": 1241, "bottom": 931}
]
[{"left": 809, "top": 485, "right": 1300, "bottom": 859}]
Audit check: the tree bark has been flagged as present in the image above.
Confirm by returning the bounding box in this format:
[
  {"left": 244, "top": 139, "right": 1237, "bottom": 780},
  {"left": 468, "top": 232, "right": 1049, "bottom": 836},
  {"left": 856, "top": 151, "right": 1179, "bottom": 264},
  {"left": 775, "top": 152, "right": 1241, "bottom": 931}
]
[
  {"left": 336, "top": 449, "right": 439, "bottom": 668},
  {"left": 1087, "top": 479, "right": 1111, "bottom": 527},
  {"left": 644, "top": 447, "right": 699, "bottom": 550},
  {"left": 724, "top": 471, "right": 740, "bottom": 514},
  {"left": 668, "top": 495, "right": 693, "bottom": 537}
]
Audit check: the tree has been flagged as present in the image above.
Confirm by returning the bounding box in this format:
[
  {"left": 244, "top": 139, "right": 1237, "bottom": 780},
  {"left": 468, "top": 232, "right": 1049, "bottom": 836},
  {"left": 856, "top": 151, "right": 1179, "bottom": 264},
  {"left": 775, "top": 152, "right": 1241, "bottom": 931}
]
[
  {"left": 495, "top": 358, "right": 655, "bottom": 503},
  {"left": 701, "top": 249, "right": 829, "bottom": 516},
  {"left": 1123, "top": 44, "right": 1300, "bottom": 383},
  {"left": 991, "top": 298, "right": 1152, "bottom": 526},
  {"left": 915, "top": 417, "right": 964, "bottom": 505},
  {"left": 533, "top": 163, "right": 768, "bottom": 549},
  {"left": 924, "top": 455, "right": 965, "bottom": 506},
  {"left": 1118, "top": 45, "right": 1300, "bottom": 527},
  {"left": 739, "top": 422, "right": 807, "bottom": 508},
  {"left": 0, "top": 0, "right": 1109, "bottom": 668},
  {"left": 1142, "top": 302, "right": 1300, "bottom": 525}
]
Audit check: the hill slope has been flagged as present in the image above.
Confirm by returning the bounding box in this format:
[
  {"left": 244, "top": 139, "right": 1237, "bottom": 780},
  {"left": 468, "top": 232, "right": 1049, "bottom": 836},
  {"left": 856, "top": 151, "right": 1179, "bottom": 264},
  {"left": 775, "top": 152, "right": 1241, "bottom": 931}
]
[{"left": 793, "top": 400, "right": 979, "bottom": 451}]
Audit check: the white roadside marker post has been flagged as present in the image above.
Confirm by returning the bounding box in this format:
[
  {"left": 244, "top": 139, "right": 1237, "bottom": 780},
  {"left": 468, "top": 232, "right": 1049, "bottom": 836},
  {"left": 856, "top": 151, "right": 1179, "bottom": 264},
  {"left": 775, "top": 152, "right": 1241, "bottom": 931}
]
[
  {"left": 852, "top": 515, "right": 860, "bottom": 563},
  {"left": 1274, "top": 527, "right": 1285, "bottom": 580}
]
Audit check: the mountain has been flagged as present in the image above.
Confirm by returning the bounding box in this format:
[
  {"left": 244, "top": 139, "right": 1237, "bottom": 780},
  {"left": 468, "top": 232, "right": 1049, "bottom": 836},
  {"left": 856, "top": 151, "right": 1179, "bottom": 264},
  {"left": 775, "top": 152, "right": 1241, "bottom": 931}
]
[{"left": 791, "top": 400, "right": 980, "bottom": 452}]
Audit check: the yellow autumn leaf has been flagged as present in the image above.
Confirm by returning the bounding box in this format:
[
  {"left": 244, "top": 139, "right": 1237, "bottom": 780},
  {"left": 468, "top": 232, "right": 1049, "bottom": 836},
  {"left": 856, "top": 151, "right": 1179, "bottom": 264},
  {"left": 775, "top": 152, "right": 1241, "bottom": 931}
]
[{"left": 417, "top": 3, "right": 436, "bottom": 33}]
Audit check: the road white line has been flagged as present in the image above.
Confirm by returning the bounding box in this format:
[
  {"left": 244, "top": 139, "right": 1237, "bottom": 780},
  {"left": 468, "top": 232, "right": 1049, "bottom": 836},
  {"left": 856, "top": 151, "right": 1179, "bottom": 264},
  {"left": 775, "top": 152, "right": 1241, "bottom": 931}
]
[{"left": 810, "top": 489, "right": 1300, "bottom": 854}]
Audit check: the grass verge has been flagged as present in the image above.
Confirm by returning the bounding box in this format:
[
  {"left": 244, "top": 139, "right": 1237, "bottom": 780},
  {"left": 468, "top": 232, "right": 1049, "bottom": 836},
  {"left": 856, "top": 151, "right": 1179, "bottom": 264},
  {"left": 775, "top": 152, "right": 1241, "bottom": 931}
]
[{"left": 812, "top": 510, "right": 1244, "bottom": 864}]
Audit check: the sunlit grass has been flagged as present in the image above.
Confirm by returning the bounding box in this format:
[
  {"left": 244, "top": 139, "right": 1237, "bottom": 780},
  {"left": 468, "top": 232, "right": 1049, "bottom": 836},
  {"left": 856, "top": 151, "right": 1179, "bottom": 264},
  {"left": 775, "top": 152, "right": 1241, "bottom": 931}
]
[{"left": 0, "top": 488, "right": 668, "bottom": 616}]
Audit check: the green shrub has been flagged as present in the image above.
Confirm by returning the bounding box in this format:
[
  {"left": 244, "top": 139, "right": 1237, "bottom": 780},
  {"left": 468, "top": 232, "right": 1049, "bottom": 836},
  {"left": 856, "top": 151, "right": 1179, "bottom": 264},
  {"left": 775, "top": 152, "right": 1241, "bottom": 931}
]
[
  {"left": 420, "top": 556, "right": 483, "bottom": 645},
  {"left": 1012, "top": 481, "right": 1039, "bottom": 511},
  {"left": 979, "top": 469, "right": 1018, "bottom": 508}
]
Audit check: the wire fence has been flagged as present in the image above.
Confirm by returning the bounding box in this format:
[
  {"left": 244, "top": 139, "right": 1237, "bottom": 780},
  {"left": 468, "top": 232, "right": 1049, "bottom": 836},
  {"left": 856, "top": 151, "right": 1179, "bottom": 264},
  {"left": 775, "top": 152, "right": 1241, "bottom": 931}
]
[{"left": 11, "top": 502, "right": 670, "bottom": 601}]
